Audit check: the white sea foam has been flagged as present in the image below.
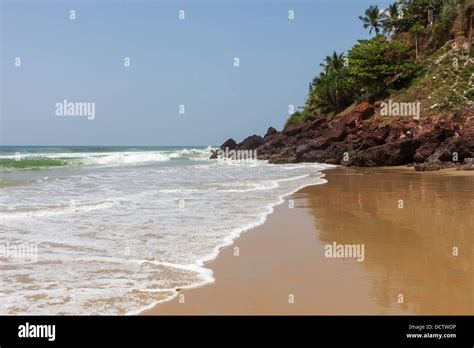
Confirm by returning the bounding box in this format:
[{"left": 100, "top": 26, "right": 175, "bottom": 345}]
[
  {"left": 0, "top": 200, "right": 116, "bottom": 219},
  {"left": 0, "top": 148, "right": 212, "bottom": 169},
  {"left": 0, "top": 147, "right": 335, "bottom": 315}
]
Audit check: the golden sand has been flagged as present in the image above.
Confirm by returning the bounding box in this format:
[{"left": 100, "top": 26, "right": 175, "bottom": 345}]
[{"left": 144, "top": 167, "right": 474, "bottom": 315}]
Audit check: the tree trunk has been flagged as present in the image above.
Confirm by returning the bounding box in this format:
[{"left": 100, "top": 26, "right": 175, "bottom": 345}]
[{"left": 415, "top": 33, "right": 419, "bottom": 59}]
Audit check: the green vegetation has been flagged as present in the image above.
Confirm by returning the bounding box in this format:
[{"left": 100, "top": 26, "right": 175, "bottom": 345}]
[
  {"left": 359, "top": 5, "right": 384, "bottom": 35},
  {"left": 391, "top": 40, "right": 474, "bottom": 112},
  {"left": 285, "top": 0, "right": 472, "bottom": 128},
  {"left": 285, "top": 111, "right": 307, "bottom": 128},
  {"left": 305, "top": 51, "right": 355, "bottom": 115},
  {"left": 347, "top": 35, "right": 421, "bottom": 98},
  {"left": 309, "top": 63, "right": 354, "bottom": 114},
  {"left": 382, "top": 3, "right": 400, "bottom": 35},
  {"left": 395, "top": 0, "right": 441, "bottom": 32}
]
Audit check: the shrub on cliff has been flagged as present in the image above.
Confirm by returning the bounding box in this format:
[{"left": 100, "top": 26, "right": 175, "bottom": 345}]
[
  {"left": 284, "top": 111, "right": 307, "bottom": 128},
  {"left": 347, "top": 35, "right": 421, "bottom": 98},
  {"left": 283, "top": 0, "right": 465, "bottom": 128},
  {"left": 359, "top": 0, "right": 461, "bottom": 58},
  {"left": 302, "top": 35, "right": 421, "bottom": 117},
  {"left": 429, "top": 0, "right": 459, "bottom": 47}
]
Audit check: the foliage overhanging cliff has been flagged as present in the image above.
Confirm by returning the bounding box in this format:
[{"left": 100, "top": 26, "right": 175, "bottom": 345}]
[{"left": 216, "top": 0, "right": 474, "bottom": 170}]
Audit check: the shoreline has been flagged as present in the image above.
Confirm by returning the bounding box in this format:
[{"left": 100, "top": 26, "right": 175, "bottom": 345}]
[
  {"left": 143, "top": 166, "right": 473, "bottom": 315},
  {"left": 134, "top": 165, "right": 333, "bottom": 315}
]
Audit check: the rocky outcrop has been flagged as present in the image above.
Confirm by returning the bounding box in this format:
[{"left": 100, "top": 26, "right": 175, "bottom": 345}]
[
  {"left": 264, "top": 127, "right": 278, "bottom": 138},
  {"left": 235, "top": 135, "right": 264, "bottom": 150},
  {"left": 220, "top": 138, "right": 237, "bottom": 150},
  {"left": 459, "top": 158, "right": 474, "bottom": 170},
  {"left": 213, "top": 103, "right": 474, "bottom": 170},
  {"left": 350, "top": 138, "right": 421, "bottom": 167},
  {"left": 352, "top": 101, "right": 375, "bottom": 120}
]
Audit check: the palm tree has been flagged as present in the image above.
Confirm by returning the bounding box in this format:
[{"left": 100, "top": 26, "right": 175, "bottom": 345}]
[
  {"left": 319, "top": 51, "right": 346, "bottom": 73},
  {"left": 382, "top": 3, "right": 399, "bottom": 36},
  {"left": 359, "top": 5, "right": 383, "bottom": 35},
  {"left": 410, "top": 23, "right": 424, "bottom": 59}
]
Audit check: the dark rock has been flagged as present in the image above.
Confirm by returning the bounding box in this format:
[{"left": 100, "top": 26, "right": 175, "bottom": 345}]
[
  {"left": 224, "top": 105, "right": 472, "bottom": 169},
  {"left": 351, "top": 138, "right": 421, "bottom": 167},
  {"left": 264, "top": 133, "right": 287, "bottom": 148},
  {"left": 264, "top": 127, "right": 278, "bottom": 138},
  {"left": 268, "top": 148, "right": 297, "bottom": 163},
  {"left": 459, "top": 157, "right": 474, "bottom": 170},
  {"left": 414, "top": 160, "right": 459, "bottom": 171},
  {"left": 325, "top": 142, "right": 350, "bottom": 164},
  {"left": 414, "top": 161, "right": 442, "bottom": 171},
  {"left": 256, "top": 133, "right": 288, "bottom": 160},
  {"left": 296, "top": 149, "right": 328, "bottom": 163},
  {"left": 220, "top": 138, "right": 237, "bottom": 151},
  {"left": 304, "top": 116, "right": 327, "bottom": 131},
  {"left": 385, "top": 122, "right": 406, "bottom": 143},
  {"left": 414, "top": 142, "right": 439, "bottom": 163},
  {"left": 295, "top": 143, "right": 311, "bottom": 158},
  {"left": 352, "top": 101, "right": 374, "bottom": 120},
  {"left": 314, "top": 127, "right": 348, "bottom": 149},
  {"left": 282, "top": 123, "right": 307, "bottom": 136},
  {"left": 236, "top": 135, "right": 265, "bottom": 150},
  {"left": 354, "top": 124, "right": 390, "bottom": 151},
  {"left": 435, "top": 136, "right": 472, "bottom": 163}
]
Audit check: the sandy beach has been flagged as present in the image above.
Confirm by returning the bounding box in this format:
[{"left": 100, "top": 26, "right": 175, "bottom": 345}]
[{"left": 144, "top": 167, "right": 474, "bottom": 315}]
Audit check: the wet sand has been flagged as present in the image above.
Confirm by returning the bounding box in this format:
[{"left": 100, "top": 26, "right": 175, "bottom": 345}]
[{"left": 144, "top": 167, "right": 474, "bottom": 315}]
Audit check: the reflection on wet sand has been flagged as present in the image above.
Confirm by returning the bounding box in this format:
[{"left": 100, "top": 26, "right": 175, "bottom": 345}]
[{"left": 306, "top": 167, "right": 473, "bottom": 314}]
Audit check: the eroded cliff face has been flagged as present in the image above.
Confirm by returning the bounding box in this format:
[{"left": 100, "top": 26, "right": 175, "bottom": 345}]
[
  {"left": 217, "top": 37, "right": 473, "bottom": 171},
  {"left": 219, "top": 101, "right": 473, "bottom": 170}
]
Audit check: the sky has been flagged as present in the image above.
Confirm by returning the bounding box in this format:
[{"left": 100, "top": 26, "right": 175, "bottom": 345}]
[{"left": 1, "top": 0, "right": 392, "bottom": 146}]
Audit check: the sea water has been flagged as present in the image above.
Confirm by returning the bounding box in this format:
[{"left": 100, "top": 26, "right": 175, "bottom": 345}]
[{"left": 0, "top": 146, "right": 332, "bottom": 314}]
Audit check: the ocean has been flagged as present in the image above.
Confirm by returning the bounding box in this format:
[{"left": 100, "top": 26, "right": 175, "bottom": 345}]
[{"left": 0, "top": 146, "right": 332, "bottom": 314}]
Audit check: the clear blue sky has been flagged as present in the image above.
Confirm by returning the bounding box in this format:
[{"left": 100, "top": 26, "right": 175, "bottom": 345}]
[{"left": 1, "top": 0, "right": 392, "bottom": 146}]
